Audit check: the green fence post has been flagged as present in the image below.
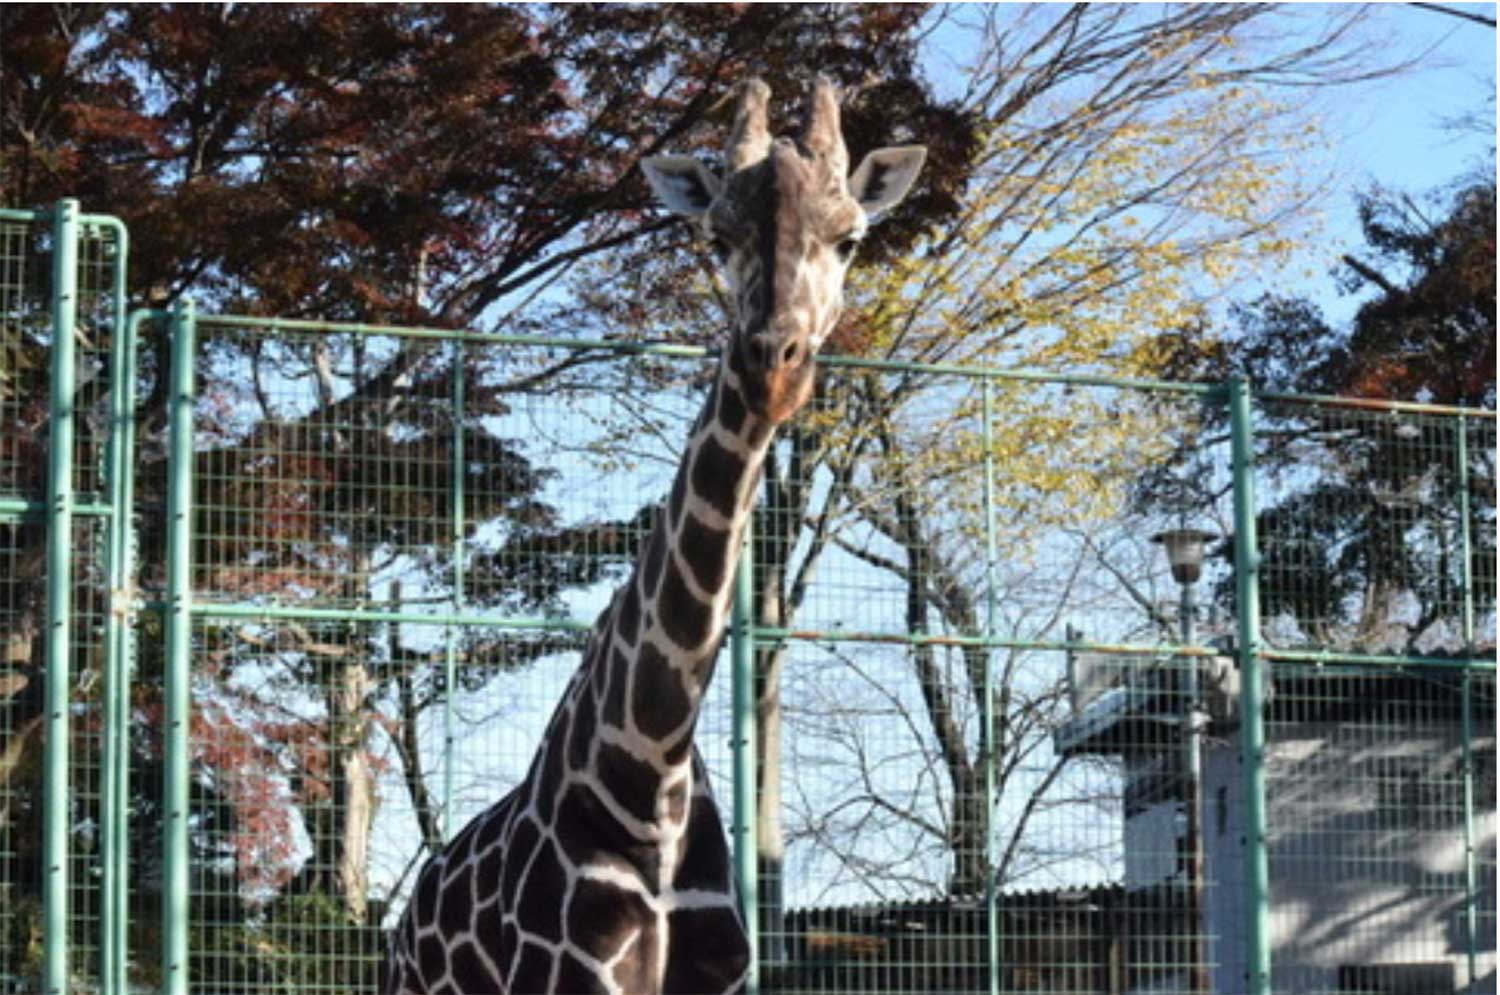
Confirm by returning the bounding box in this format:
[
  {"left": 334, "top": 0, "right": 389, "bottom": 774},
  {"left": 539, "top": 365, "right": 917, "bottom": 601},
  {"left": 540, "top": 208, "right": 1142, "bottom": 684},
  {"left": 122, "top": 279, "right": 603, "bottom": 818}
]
[
  {"left": 1228, "top": 376, "right": 1270, "bottom": 995},
  {"left": 96, "top": 227, "right": 136, "bottom": 995},
  {"left": 112, "top": 308, "right": 142, "bottom": 995},
  {"left": 162, "top": 297, "right": 197, "bottom": 995},
  {"left": 43, "top": 197, "right": 80, "bottom": 995},
  {"left": 1455, "top": 415, "right": 1479, "bottom": 987},
  {"left": 981, "top": 379, "right": 1001, "bottom": 995},
  {"left": 731, "top": 531, "right": 759, "bottom": 994}
]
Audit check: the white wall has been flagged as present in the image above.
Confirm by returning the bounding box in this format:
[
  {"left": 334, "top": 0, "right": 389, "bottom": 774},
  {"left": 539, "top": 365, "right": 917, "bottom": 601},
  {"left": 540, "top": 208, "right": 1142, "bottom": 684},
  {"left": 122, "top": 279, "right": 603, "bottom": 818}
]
[{"left": 1199, "top": 721, "right": 1497, "bottom": 994}]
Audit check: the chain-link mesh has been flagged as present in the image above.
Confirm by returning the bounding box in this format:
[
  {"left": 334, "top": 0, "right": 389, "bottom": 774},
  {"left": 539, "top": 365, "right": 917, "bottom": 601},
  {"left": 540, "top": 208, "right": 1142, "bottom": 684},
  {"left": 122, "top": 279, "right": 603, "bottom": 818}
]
[
  {"left": 1, "top": 208, "right": 128, "bottom": 992},
  {"left": 749, "top": 373, "right": 1236, "bottom": 993},
  {"left": 1253, "top": 398, "right": 1495, "bottom": 661},
  {"left": 0, "top": 211, "right": 48, "bottom": 993},
  {"left": 2, "top": 212, "right": 1495, "bottom": 992},
  {"left": 159, "top": 320, "right": 734, "bottom": 990},
  {"left": 1250, "top": 665, "right": 1496, "bottom": 994}
]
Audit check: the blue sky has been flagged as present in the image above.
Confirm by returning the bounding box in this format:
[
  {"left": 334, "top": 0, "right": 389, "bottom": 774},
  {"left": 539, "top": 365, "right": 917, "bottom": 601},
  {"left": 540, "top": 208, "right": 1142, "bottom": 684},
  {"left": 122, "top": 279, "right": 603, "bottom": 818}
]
[
  {"left": 919, "top": 4, "right": 1496, "bottom": 329},
  {"left": 1320, "top": 3, "right": 1494, "bottom": 194},
  {"left": 1297, "top": 2, "right": 1494, "bottom": 317}
]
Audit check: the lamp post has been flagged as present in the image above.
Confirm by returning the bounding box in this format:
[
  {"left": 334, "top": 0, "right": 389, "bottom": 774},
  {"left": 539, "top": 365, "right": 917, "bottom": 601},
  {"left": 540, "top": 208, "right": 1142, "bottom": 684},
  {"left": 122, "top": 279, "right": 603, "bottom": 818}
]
[{"left": 1151, "top": 527, "right": 1216, "bottom": 994}]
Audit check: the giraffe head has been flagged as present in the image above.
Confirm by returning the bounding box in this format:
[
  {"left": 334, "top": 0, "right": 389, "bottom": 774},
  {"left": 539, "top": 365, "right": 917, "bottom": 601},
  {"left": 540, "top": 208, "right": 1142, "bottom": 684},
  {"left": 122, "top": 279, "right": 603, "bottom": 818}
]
[{"left": 642, "top": 77, "right": 925, "bottom": 424}]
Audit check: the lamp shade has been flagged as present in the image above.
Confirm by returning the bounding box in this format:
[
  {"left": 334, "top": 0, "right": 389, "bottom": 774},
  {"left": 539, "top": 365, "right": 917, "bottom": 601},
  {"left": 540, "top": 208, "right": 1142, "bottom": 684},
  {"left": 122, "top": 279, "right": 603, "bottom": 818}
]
[{"left": 1151, "top": 528, "right": 1217, "bottom": 584}]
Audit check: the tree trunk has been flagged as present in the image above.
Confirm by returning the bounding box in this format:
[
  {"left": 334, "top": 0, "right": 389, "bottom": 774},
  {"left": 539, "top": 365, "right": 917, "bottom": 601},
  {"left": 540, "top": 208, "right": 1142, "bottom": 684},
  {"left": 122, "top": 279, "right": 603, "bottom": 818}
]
[
  {"left": 755, "top": 638, "right": 788, "bottom": 966},
  {"left": 754, "top": 475, "right": 794, "bottom": 968},
  {"left": 749, "top": 425, "right": 846, "bottom": 968},
  {"left": 392, "top": 627, "right": 445, "bottom": 856},
  {"left": 888, "top": 452, "right": 994, "bottom": 897},
  {"left": 292, "top": 535, "right": 378, "bottom": 924},
  {"left": 950, "top": 764, "right": 989, "bottom": 896},
  {"left": 329, "top": 657, "right": 375, "bottom": 924}
]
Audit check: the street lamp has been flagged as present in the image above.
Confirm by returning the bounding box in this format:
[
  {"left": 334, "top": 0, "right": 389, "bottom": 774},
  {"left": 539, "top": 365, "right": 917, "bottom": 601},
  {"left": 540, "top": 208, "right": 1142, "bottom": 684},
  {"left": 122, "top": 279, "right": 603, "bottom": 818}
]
[
  {"left": 1152, "top": 527, "right": 1217, "bottom": 589},
  {"left": 1151, "top": 526, "right": 1217, "bottom": 994}
]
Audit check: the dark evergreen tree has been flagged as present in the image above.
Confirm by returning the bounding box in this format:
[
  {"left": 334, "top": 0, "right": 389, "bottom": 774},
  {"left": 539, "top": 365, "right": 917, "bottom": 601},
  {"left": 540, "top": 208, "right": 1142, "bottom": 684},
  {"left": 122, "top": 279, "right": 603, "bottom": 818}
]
[{"left": 1147, "top": 179, "right": 1496, "bottom": 654}]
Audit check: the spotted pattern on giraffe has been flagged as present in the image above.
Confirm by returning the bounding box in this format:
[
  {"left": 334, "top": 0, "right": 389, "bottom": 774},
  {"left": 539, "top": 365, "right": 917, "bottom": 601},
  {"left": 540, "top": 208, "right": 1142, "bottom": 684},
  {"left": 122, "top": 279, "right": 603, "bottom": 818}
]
[{"left": 383, "top": 75, "right": 924, "bottom": 995}]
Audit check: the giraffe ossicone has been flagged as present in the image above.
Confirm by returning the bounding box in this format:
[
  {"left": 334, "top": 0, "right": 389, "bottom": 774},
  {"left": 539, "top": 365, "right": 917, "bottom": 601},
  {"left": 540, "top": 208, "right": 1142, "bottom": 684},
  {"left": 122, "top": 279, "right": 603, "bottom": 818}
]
[{"left": 384, "top": 75, "right": 924, "bottom": 995}]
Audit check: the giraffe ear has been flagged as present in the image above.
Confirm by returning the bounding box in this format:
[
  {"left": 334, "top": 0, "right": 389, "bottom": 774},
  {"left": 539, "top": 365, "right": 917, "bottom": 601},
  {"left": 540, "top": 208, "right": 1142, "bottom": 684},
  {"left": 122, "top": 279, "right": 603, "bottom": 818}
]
[
  {"left": 849, "top": 146, "right": 926, "bottom": 219},
  {"left": 641, "top": 155, "right": 722, "bottom": 218}
]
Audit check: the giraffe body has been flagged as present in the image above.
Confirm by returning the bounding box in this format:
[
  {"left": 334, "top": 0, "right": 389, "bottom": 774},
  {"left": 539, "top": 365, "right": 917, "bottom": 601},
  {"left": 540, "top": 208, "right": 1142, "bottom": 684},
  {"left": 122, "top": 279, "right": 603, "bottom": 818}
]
[{"left": 384, "top": 76, "right": 924, "bottom": 995}]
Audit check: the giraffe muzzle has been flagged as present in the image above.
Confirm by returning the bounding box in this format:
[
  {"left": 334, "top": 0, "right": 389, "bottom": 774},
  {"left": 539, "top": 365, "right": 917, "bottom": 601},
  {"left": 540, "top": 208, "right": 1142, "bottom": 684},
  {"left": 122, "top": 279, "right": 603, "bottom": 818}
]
[
  {"left": 745, "top": 331, "right": 807, "bottom": 373},
  {"left": 739, "top": 332, "right": 815, "bottom": 424}
]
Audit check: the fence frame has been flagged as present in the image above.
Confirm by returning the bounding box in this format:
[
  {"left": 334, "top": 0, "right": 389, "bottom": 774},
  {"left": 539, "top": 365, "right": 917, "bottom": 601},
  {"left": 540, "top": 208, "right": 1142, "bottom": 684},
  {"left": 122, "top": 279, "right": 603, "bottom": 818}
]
[{"left": 1, "top": 199, "right": 1493, "bottom": 993}]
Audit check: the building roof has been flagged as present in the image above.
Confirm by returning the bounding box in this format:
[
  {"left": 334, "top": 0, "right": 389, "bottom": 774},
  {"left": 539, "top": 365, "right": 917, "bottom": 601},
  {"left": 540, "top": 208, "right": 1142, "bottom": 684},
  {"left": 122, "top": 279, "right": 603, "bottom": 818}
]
[{"left": 1056, "top": 651, "right": 1495, "bottom": 757}]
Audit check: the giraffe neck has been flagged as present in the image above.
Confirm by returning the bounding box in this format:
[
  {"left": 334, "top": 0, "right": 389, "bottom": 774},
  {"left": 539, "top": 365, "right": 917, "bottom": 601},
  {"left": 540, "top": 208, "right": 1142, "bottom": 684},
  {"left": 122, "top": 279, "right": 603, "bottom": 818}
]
[{"left": 558, "top": 349, "right": 777, "bottom": 837}]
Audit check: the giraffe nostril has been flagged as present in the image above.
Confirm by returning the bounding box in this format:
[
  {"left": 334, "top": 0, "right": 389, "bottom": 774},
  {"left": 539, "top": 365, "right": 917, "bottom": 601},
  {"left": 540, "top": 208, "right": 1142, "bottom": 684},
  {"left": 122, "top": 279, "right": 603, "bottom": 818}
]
[
  {"left": 745, "top": 334, "right": 804, "bottom": 371},
  {"left": 747, "top": 336, "right": 772, "bottom": 371}
]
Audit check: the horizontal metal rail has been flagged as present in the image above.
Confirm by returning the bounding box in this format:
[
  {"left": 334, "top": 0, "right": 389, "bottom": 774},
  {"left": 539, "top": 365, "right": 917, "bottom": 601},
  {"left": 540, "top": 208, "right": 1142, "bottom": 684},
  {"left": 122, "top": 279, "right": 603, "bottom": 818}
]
[
  {"left": 1256, "top": 388, "right": 1498, "bottom": 419},
  {"left": 160, "top": 600, "right": 597, "bottom": 632},
  {"left": 132, "top": 600, "right": 1498, "bottom": 671},
  {"left": 1262, "top": 647, "right": 1497, "bottom": 671},
  {"left": 195, "top": 312, "right": 718, "bottom": 357},
  {"left": 0, "top": 497, "right": 118, "bottom": 519}
]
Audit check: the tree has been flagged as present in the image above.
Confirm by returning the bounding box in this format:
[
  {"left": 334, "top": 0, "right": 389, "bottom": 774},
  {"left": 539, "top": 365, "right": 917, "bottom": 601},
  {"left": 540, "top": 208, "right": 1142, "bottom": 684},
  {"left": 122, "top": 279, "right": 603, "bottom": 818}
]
[
  {"left": 1, "top": 4, "right": 976, "bottom": 986},
  {"left": 566, "top": 4, "right": 1425, "bottom": 933},
  {"left": 1151, "top": 177, "right": 1496, "bottom": 654},
  {"left": 2, "top": 4, "right": 971, "bottom": 321}
]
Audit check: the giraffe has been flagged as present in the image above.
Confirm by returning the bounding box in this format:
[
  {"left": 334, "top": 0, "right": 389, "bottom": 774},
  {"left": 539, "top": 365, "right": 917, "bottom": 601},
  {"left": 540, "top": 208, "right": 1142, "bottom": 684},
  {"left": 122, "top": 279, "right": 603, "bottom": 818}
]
[{"left": 382, "top": 76, "right": 925, "bottom": 995}]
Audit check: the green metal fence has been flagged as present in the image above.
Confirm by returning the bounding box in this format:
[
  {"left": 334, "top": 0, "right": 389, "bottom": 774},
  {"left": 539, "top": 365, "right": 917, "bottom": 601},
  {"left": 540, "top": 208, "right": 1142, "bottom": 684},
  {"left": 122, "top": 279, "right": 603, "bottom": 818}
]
[{"left": 1, "top": 201, "right": 1494, "bottom": 994}]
